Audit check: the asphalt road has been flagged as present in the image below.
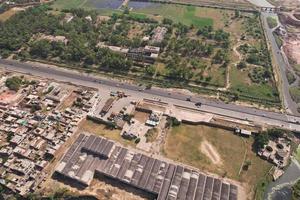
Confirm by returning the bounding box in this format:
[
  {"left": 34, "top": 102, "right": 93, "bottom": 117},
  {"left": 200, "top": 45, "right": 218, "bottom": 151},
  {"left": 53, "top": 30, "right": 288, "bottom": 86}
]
[
  {"left": 260, "top": 12, "right": 299, "bottom": 115},
  {"left": 1, "top": 59, "right": 300, "bottom": 131}
]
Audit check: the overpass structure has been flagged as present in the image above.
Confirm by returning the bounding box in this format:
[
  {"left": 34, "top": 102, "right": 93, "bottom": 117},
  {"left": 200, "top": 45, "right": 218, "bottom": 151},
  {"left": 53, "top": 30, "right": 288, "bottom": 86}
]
[{"left": 260, "top": 6, "right": 281, "bottom": 13}]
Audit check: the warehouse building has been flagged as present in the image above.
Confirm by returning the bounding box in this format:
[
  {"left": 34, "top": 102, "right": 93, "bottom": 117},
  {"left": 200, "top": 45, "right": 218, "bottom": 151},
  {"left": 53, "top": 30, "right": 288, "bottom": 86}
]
[{"left": 54, "top": 133, "right": 238, "bottom": 200}]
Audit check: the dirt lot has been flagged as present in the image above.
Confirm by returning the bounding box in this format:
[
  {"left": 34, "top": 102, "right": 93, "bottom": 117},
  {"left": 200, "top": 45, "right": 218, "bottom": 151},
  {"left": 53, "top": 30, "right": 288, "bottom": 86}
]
[
  {"left": 269, "top": 0, "right": 300, "bottom": 8},
  {"left": 164, "top": 124, "right": 272, "bottom": 197},
  {"left": 40, "top": 176, "right": 153, "bottom": 200},
  {"left": 0, "top": 90, "right": 19, "bottom": 104},
  {"left": 283, "top": 34, "right": 300, "bottom": 66},
  {"left": 57, "top": 91, "right": 77, "bottom": 111},
  {"left": 134, "top": 111, "right": 150, "bottom": 123},
  {"left": 78, "top": 119, "right": 136, "bottom": 147}
]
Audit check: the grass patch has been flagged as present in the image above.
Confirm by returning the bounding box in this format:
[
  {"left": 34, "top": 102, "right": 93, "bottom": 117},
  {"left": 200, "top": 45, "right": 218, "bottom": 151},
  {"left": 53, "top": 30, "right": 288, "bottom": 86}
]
[
  {"left": 286, "top": 70, "right": 296, "bottom": 85},
  {"left": 290, "top": 86, "right": 300, "bottom": 103},
  {"left": 133, "top": 4, "right": 213, "bottom": 28},
  {"left": 164, "top": 124, "right": 272, "bottom": 190},
  {"left": 51, "top": 0, "right": 90, "bottom": 10},
  {"left": 78, "top": 119, "right": 135, "bottom": 147},
  {"left": 295, "top": 145, "right": 300, "bottom": 163},
  {"left": 129, "top": 12, "right": 147, "bottom": 20},
  {"left": 267, "top": 16, "right": 277, "bottom": 29},
  {"left": 254, "top": 174, "right": 273, "bottom": 200},
  {"left": 230, "top": 66, "right": 279, "bottom": 101},
  {"left": 145, "top": 128, "right": 158, "bottom": 143},
  {"left": 273, "top": 32, "right": 283, "bottom": 48}
]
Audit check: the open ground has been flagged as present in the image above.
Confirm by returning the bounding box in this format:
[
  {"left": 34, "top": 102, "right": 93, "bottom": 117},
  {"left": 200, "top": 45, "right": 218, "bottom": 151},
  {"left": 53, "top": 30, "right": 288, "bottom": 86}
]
[{"left": 163, "top": 124, "right": 272, "bottom": 196}]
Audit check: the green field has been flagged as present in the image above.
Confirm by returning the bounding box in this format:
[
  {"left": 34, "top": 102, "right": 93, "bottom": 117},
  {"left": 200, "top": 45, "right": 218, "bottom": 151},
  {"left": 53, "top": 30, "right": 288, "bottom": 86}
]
[
  {"left": 51, "top": 0, "right": 91, "bottom": 10},
  {"left": 133, "top": 4, "right": 215, "bottom": 28}
]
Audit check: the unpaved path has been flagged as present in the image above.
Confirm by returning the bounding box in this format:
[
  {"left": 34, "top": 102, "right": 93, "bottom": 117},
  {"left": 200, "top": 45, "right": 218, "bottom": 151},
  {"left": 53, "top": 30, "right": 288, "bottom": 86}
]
[{"left": 200, "top": 140, "right": 222, "bottom": 165}]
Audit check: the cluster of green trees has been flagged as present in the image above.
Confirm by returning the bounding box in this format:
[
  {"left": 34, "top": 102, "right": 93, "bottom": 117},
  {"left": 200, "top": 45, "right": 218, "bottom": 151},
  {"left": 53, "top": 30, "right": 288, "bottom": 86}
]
[
  {"left": 254, "top": 128, "right": 285, "bottom": 149},
  {"left": 238, "top": 42, "right": 272, "bottom": 84},
  {"left": 0, "top": 5, "right": 60, "bottom": 55},
  {"left": 197, "top": 26, "right": 230, "bottom": 48},
  {"left": 0, "top": 6, "right": 135, "bottom": 71},
  {"left": 5, "top": 76, "right": 23, "bottom": 91},
  {"left": 162, "top": 23, "right": 230, "bottom": 81},
  {"left": 243, "top": 14, "right": 262, "bottom": 39}
]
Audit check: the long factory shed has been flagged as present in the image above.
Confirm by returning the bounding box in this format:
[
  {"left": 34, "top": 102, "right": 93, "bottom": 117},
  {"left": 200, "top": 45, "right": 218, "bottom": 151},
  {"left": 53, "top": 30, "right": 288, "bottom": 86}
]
[{"left": 54, "top": 133, "right": 238, "bottom": 200}]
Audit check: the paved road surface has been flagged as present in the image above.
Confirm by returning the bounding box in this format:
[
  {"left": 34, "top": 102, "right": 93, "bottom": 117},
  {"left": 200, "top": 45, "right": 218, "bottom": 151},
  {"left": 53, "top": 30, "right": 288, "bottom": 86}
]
[
  {"left": 2, "top": 59, "right": 300, "bottom": 131},
  {"left": 261, "top": 12, "right": 299, "bottom": 115},
  {"left": 247, "top": 0, "right": 274, "bottom": 8}
]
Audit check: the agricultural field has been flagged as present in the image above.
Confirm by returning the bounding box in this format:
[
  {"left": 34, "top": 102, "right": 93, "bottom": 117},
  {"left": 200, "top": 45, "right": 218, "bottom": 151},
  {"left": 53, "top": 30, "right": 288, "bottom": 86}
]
[
  {"left": 0, "top": 3, "right": 279, "bottom": 105},
  {"left": 164, "top": 124, "right": 272, "bottom": 196}
]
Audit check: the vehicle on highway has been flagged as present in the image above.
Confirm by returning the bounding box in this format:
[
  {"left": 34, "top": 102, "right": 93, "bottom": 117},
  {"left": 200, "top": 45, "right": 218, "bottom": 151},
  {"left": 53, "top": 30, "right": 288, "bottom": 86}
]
[{"left": 195, "top": 102, "right": 202, "bottom": 107}]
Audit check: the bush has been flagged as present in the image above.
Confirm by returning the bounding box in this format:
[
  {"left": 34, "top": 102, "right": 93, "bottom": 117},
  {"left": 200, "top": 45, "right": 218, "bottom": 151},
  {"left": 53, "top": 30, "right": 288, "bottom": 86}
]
[
  {"left": 123, "top": 114, "right": 133, "bottom": 123},
  {"left": 237, "top": 61, "right": 247, "bottom": 69},
  {"left": 166, "top": 117, "right": 181, "bottom": 127},
  {"left": 293, "top": 180, "right": 300, "bottom": 200},
  {"left": 135, "top": 138, "right": 140, "bottom": 144}
]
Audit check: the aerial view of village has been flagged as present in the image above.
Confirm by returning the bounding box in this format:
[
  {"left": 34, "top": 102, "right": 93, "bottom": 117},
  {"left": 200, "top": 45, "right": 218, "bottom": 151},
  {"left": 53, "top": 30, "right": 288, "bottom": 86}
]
[{"left": 0, "top": 0, "right": 300, "bottom": 200}]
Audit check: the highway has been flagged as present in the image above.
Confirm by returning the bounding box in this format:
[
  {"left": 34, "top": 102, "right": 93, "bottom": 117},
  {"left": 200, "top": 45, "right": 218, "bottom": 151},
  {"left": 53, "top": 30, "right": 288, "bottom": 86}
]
[{"left": 1, "top": 59, "right": 300, "bottom": 132}]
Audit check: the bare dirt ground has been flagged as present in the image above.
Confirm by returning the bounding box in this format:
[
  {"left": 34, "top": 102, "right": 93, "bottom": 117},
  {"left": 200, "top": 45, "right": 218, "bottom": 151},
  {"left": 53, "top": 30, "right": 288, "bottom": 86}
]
[
  {"left": 57, "top": 91, "right": 77, "bottom": 111},
  {"left": 269, "top": 0, "right": 300, "bottom": 8},
  {"left": 41, "top": 173, "right": 153, "bottom": 200},
  {"left": 88, "top": 176, "right": 153, "bottom": 200},
  {"left": 283, "top": 34, "right": 300, "bottom": 65},
  {"left": 0, "top": 90, "right": 16, "bottom": 101},
  {"left": 134, "top": 111, "right": 150, "bottom": 123},
  {"left": 200, "top": 140, "right": 222, "bottom": 165}
]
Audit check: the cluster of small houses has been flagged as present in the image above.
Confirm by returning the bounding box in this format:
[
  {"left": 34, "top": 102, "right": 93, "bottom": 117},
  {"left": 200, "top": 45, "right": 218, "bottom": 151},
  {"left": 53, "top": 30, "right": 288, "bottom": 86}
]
[
  {"left": 0, "top": 76, "right": 98, "bottom": 195},
  {"left": 0, "top": 73, "right": 294, "bottom": 197},
  {"left": 89, "top": 91, "right": 163, "bottom": 142}
]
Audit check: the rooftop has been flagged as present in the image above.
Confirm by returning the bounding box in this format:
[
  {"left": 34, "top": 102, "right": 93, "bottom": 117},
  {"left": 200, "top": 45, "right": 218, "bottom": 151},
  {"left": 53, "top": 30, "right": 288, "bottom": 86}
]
[{"left": 55, "top": 133, "right": 238, "bottom": 200}]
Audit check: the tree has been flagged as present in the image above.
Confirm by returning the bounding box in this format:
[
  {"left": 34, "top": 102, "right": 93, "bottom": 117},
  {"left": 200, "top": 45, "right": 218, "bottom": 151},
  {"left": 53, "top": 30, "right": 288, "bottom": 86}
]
[
  {"left": 30, "top": 40, "right": 51, "bottom": 59},
  {"left": 166, "top": 117, "right": 181, "bottom": 127},
  {"left": 123, "top": 6, "right": 130, "bottom": 15},
  {"left": 237, "top": 61, "right": 247, "bottom": 69},
  {"left": 213, "top": 49, "right": 228, "bottom": 64},
  {"left": 235, "top": 10, "right": 240, "bottom": 18},
  {"left": 145, "top": 65, "right": 156, "bottom": 76},
  {"left": 5, "top": 76, "right": 23, "bottom": 91},
  {"left": 243, "top": 160, "right": 251, "bottom": 171},
  {"left": 255, "top": 133, "right": 269, "bottom": 149},
  {"left": 162, "top": 18, "right": 173, "bottom": 25},
  {"left": 267, "top": 128, "right": 285, "bottom": 138},
  {"left": 123, "top": 114, "right": 133, "bottom": 123}
]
